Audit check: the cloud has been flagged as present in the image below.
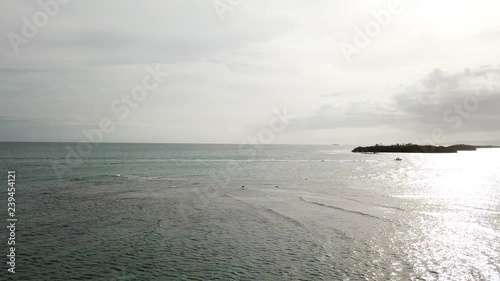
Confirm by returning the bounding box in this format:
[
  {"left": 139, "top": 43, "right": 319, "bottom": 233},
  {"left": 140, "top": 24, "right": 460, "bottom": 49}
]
[
  {"left": 319, "top": 91, "right": 358, "bottom": 98},
  {"left": 286, "top": 66, "right": 500, "bottom": 137},
  {"left": 2, "top": 0, "right": 500, "bottom": 144},
  {"left": 394, "top": 66, "right": 500, "bottom": 131}
]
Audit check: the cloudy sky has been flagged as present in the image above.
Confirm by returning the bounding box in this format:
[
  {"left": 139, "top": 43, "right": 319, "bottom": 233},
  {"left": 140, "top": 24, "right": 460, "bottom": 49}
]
[{"left": 1, "top": 0, "right": 500, "bottom": 145}]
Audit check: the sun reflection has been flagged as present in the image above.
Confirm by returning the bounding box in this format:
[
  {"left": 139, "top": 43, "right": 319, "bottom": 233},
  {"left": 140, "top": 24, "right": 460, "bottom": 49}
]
[
  {"left": 411, "top": 149, "right": 500, "bottom": 206},
  {"left": 400, "top": 148, "right": 500, "bottom": 280}
]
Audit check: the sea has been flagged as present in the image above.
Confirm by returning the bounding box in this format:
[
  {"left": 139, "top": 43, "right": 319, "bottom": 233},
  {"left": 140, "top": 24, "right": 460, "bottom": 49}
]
[{"left": 0, "top": 142, "right": 499, "bottom": 281}]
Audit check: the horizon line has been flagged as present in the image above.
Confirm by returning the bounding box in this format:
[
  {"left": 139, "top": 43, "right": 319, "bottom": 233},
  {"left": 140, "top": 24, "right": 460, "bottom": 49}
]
[
  {"left": 0, "top": 141, "right": 349, "bottom": 146},
  {"left": 0, "top": 141, "right": 498, "bottom": 146}
]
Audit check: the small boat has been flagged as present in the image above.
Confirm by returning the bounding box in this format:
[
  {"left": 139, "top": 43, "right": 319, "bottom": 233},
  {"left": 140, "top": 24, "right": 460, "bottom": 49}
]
[{"left": 395, "top": 158, "right": 403, "bottom": 161}]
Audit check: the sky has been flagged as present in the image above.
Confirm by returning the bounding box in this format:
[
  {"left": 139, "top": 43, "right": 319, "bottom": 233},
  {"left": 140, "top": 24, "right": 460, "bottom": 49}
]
[{"left": 1, "top": 0, "right": 500, "bottom": 145}]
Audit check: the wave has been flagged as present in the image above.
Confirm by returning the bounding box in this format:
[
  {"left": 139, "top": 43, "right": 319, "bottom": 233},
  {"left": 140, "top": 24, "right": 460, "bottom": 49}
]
[
  {"left": 68, "top": 174, "right": 208, "bottom": 183},
  {"left": 227, "top": 195, "right": 305, "bottom": 228},
  {"left": 2, "top": 157, "right": 346, "bottom": 163},
  {"left": 69, "top": 174, "right": 122, "bottom": 182},
  {"left": 339, "top": 196, "right": 407, "bottom": 212},
  {"left": 299, "top": 197, "right": 389, "bottom": 222}
]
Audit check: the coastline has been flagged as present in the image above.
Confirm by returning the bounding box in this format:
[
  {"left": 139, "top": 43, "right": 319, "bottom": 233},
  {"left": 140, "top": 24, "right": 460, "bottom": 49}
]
[{"left": 352, "top": 144, "right": 499, "bottom": 154}]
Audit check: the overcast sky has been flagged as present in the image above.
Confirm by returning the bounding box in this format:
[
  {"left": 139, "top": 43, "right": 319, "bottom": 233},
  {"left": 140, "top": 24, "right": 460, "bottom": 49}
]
[{"left": 1, "top": 0, "right": 500, "bottom": 145}]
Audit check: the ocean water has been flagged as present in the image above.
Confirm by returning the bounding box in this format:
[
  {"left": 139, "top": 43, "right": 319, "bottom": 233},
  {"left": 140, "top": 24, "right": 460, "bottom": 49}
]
[{"left": 0, "top": 143, "right": 499, "bottom": 280}]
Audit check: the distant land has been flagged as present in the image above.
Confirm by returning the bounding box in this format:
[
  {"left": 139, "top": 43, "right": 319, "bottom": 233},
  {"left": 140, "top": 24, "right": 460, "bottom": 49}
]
[
  {"left": 352, "top": 143, "right": 500, "bottom": 154},
  {"left": 475, "top": 145, "right": 500, "bottom": 148}
]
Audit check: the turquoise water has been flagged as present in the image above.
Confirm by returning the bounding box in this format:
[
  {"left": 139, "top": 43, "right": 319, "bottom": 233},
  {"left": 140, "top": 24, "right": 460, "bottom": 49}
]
[{"left": 1, "top": 143, "right": 499, "bottom": 280}]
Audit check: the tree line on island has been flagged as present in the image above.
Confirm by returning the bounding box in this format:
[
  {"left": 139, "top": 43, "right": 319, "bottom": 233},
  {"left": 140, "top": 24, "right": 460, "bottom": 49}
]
[{"left": 352, "top": 143, "right": 500, "bottom": 154}]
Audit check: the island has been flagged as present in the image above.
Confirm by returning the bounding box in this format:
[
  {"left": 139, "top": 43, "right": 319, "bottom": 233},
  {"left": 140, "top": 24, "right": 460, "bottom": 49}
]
[
  {"left": 475, "top": 145, "right": 500, "bottom": 148},
  {"left": 447, "top": 144, "right": 477, "bottom": 151},
  {"left": 351, "top": 143, "right": 496, "bottom": 154}
]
